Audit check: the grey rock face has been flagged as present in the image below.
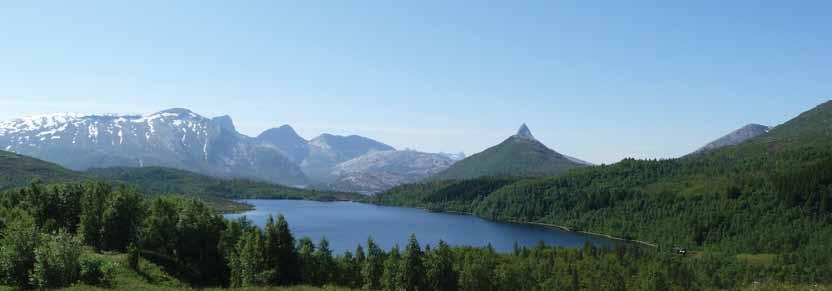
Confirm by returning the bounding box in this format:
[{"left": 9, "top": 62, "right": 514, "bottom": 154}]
[
  {"left": 327, "top": 149, "right": 456, "bottom": 194},
  {"left": 0, "top": 109, "right": 307, "bottom": 185},
  {"left": 515, "top": 123, "right": 536, "bottom": 140},
  {"left": 257, "top": 125, "right": 309, "bottom": 164},
  {"left": 301, "top": 134, "right": 395, "bottom": 183},
  {"left": 694, "top": 124, "right": 771, "bottom": 154}
]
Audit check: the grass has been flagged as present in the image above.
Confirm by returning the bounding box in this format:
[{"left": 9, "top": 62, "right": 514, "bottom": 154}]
[
  {"left": 736, "top": 253, "right": 778, "bottom": 266},
  {"left": 61, "top": 251, "right": 186, "bottom": 291},
  {"left": 740, "top": 282, "right": 832, "bottom": 291}
]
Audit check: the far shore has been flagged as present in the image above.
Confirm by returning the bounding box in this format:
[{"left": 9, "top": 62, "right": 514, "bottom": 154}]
[{"left": 423, "top": 208, "right": 659, "bottom": 248}]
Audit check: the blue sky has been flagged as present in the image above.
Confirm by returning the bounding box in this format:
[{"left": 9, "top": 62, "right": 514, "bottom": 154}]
[{"left": 0, "top": 1, "right": 829, "bottom": 164}]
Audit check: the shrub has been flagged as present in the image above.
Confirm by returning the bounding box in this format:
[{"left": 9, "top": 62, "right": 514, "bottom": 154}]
[
  {"left": 79, "top": 255, "right": 115, "bottom": 286},
  {"left": 30, "top": 230, "right": 83, "bottom": 289},
  {"left": 0, "top": 209, "right": 39, "bottom": 289}
]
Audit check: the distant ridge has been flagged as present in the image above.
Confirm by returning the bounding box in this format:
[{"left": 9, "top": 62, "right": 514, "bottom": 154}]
[{"left": 692, "top": 123, "right": 771, "bottom": 155}]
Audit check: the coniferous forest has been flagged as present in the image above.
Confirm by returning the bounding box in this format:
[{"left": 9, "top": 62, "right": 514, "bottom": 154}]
[{"left": 0, "top": 181, "right": 821, "bottom": 291}]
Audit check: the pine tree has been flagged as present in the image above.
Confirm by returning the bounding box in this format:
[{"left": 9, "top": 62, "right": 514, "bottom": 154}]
[
  {"left": 275, "top": 215, "right": 298, "bottom": 284},
  {"left": 316, "top": 237, "right": 335, "bottom": 285},
  {"left": 298, "top": 237, "right": 316, "bottom": 284},
  {"left": 428, "top": 240, "right": 457, "bottom": 291},
  {"left": 362, "top": 237, "right": 384, "bottom": 290},
  {"left": 382, "top": 245, "right": 402, "bottom": 291},
  {"left": 401, "top": 234, "right": 426, "bottom": 291}
]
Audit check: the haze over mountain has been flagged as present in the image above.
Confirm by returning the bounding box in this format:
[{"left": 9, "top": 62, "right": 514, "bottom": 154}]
[
  {"left": 327, "top": 149, "right": 457, "bottom": 194},
  {"left": 431, "top": 124, "right": 586, "bottom": 180},
  {"left": 692, "top": 123, "right": 771, "bottom": 155},
  {"left": 0, "top": 108, "right": 463, "bottom": 191},
  {"left": 0, "top": 108, "right": 309, "bottom": 185},
  {"left": 300, "top": 134, "right": 395, "bottom": 183}
]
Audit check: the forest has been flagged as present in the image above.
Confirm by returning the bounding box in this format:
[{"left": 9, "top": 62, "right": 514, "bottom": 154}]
[
  {"left": 370, "top": 102, "right": 832, "bottom": 287},
  {"left": 0, "top": 181, "right": 814, "bottom": 290}
]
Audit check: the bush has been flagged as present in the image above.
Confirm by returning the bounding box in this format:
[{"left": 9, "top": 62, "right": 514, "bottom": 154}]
[
  {"left": 128, "top": 242, "right": 141, "bottom": 270},
  {"left": 79, "top": 255, "right": 115, "bottom": 286},
  {"left": 30, "top": 230, "right": 83, "bottom": 289},
  {"left": 0, "top": 209, "right": 39, "bottom": 289}
]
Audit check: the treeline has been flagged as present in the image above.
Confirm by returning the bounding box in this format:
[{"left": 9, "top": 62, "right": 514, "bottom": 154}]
[{"left": 0, "top": 181, "right": 793, "bottom": 290}]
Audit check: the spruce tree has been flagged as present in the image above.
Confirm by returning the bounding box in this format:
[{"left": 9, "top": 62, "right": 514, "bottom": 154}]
[
  {"left": 401, "top": 234, "right": 426, "bottom": 291},
  {"left": 362, "top": 237, "right": 384, "bottom": 290},
  {"left": 382, "top": 245, "right": 402, "bottom": 291}
]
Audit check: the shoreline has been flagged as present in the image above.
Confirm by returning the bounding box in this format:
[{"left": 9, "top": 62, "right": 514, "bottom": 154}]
[{"left": 424, "top": 208, "right": 659, "bottom": 248}]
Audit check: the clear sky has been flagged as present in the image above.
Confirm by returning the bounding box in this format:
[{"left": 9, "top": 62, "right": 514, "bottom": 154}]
[{"left": 0, "top": 1, "right": 829, "bottom": 164}]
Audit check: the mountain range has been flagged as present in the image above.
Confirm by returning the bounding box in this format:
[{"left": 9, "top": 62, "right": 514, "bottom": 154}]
[{"left": 0, "top": 108, "right": 469, "bottom": 193}]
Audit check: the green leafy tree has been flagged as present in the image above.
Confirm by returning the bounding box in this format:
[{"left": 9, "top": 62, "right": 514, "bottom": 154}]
[
  {"left": 0, "top": 209, "right": 39, "bottom": 289},
  {"left": 101, "top": 186, "right": 145, "bottom": 251},
  {"left": 78, "top": 183, "right": 109, "bottom": 250},
  {"left": 31, "top": 230, "right": 83, "bottom": 289},
  {"left": 234, "top": 229, "right": 266, "bottom": 287},
  {"left": 142, "top": 197, "right": 179, "bottom": 255}
]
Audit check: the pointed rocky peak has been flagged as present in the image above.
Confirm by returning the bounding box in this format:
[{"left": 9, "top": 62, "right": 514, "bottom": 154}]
[
  {"left": 514, "top": 123, "right": 536, "bottom": 140},
  {"left": 212, "top": 115, "right": 236, "bottom": 133}
]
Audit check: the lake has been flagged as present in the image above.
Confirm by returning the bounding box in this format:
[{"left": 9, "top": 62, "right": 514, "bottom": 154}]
[{"left": 224, "top": 199, "right": 626, "bottom": 254}]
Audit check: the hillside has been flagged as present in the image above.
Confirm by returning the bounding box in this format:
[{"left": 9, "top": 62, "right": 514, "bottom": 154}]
[
  {"left": 691, "top": 123, "right": 771, "bottom": 154},
  {"left": 432, "top": 124, "right": 584, "bottom": 180},
  {"left": 87, "top": 166, "right": 363, "bottom": 201},
  {"left": 372, "top": 101, "right": 832, "bottom": 281},
  {"left": 0, "top": 148, "right": 361, "bottom": 207},
  {"left": 0, "top": 150, "right": 86, "bottom": 190}
]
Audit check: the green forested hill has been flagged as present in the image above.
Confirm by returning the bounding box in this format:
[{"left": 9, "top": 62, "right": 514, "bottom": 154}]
[
  {"left": 372, "top": 101, "right": 832, "bottom": 282},
  {"left": 0, "top": 150, "right": 86, "bottom": 190},
  {"left": 0, "top": 149, "right": 362, "bottom": 203},
  {"left": 87, "top": 166, "right": 362, "bottom": 201},
  {"left": 432, "top": 132, "right": 584, "bottom": 181}
]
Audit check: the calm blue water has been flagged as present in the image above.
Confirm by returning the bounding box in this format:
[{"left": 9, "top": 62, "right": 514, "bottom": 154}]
[{"left": 224, "top": 199, "right": 625, "bottom": 254}]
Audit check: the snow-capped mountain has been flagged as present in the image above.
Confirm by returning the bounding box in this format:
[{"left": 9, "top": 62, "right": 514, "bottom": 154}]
[
  {"left": 326, "top": 149, "right": 456, "bottom": 194},
  {"left": 0, "top": 108, "right": 307, "bottom": 185},
  {"left": 0, "top": 108, "right": 466, "bottom": 190}
]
